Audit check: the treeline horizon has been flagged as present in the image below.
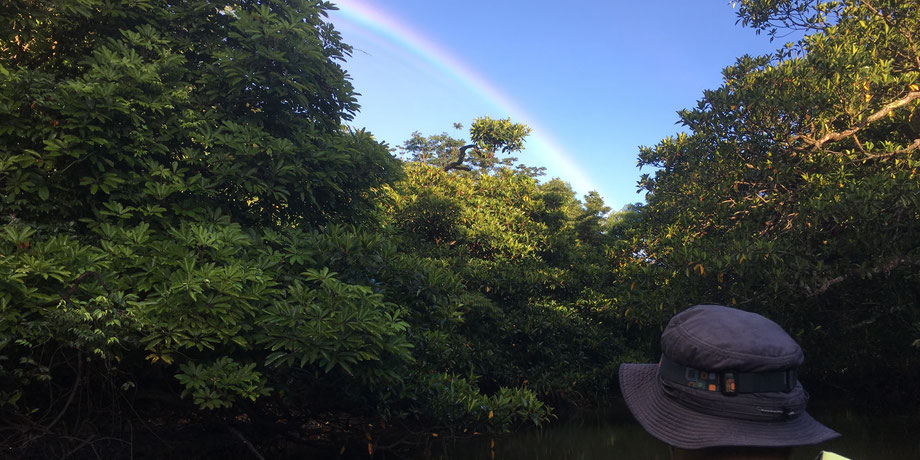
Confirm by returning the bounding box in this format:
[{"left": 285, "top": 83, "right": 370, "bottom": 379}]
[{"left": 1, "top": 0, "right": 918, "bottom": 457}]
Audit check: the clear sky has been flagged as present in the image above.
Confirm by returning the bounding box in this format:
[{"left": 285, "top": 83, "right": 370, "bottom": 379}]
[{"left": 327, "top": 1, "right": 790, "bottom": 210}]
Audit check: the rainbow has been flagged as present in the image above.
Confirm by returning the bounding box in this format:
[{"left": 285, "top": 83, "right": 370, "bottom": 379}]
[{"left": 330, "top": 1, "right": 598, "bottom": 196}]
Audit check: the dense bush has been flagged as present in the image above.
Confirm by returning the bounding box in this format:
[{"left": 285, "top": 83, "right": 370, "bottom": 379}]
[
  {"left": 386, "top": 127, "right": 640, "bottom": 400},
  {"left": 0, "top": 1, "right": 553, "bottom": 456}
]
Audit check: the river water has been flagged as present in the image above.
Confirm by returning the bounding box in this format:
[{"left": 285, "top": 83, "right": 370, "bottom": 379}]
[{"left": 423, "top": 404, "right": 919, "bottom": 460}]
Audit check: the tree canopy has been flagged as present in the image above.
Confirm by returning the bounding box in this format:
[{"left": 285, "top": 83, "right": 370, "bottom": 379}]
[
  {"left": 400, "top": 117, "right": 545, "bottom": 176},
  {"left": 624, "top": 0, "right": 920, "bottom": 400}
]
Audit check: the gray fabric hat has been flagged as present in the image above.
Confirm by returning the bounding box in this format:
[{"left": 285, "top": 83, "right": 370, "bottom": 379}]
[{"left": 619, "top": 305, "right": 840, "bottom": 449}]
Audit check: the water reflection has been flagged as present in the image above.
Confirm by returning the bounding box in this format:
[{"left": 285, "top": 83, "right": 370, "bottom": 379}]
[
  {"left": 427, "top": 405, "right": 919, "bottom": 460},
  {"left": 790, "top": 407, "right": 920, "bottom": 460}
]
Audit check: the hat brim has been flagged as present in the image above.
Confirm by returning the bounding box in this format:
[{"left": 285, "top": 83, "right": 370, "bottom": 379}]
[{"left": 618, "top": 363, "right": 840, "bottom": 449}]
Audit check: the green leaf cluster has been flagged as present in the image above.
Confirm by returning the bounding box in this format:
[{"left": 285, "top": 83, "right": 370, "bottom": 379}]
[{"left": 381, "top": 144, "right": 641, "bottom": 401}]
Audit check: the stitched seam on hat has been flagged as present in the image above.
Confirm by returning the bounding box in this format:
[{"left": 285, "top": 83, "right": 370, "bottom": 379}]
[{"left": 675, "top": 323, "right": 802, "bottom": 363}]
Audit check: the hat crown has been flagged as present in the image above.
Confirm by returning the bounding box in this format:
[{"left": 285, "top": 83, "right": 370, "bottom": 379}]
[{"left": 661, "top": 305, "right": 803, "bottom": 372}]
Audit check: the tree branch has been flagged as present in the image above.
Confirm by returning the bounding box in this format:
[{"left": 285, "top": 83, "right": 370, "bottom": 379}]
[
  {"left": 41, "top": 271, "right": 114, "bottom": 309},
  {"left": 443, "top": 144, "right": 475, "bottom": 172},
  {"left": 850, "top": 138, "right": 920, "bottom": 162},
  {"left": 225, "top": 423, "right": 266, "bottom": 460},
  {"left": 808, "top": 256, "right": 920, "bottom": 297},
  {"left": 793, "top": 91, "right": 920, "bottom": 150},
  {"left": 44, "top": 352, "right": 82, "bottom": 435},
  {"left": 902, "top": 27, "right": 920, "bottom": 70}
]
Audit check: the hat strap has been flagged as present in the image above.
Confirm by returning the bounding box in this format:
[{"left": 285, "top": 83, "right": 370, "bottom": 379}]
[{"left": 658, "top": 355, "right": 797, "bottom": 394}]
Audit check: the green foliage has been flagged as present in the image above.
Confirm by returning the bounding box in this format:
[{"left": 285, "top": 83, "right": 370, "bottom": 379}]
[
  {"left": 408, "top": 372, "right": 550, "bottom": 430},
  {"left": 390, "top": 164, "right": 549, "bottom": 260},
  {"left": 0, "top": 0, "right": 399, "bottom": 229},
  {"left": 401, "top": 129, "right": 468, "bottom": 170},
  {"left": 399, "top": 117, "right": 544, "bottom": 176},
  {"left": 0, "top": 0, "right": 533, "bottom": 455},
  {"left": 384, "top": 126, "right": 636, "bottom": 401},
  {"left": 175, "top": 357, "right": 270, "bottom": 410},
  {"left": 257, "top": 268, "right": 413, "bottom": 383},
  {"left": 470, "top": 116, "right": 531, "bottom": 155},
  {"left": 624, "top": 0, "right": 920, "bottom": 402}
]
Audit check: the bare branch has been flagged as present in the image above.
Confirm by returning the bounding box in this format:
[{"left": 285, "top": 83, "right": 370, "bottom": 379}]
[
  {"left": 443, "top": 144, "right": 476, "bottom": 172},
  {"left": 793, "top": 91, "right": 920, "bottom": 150},
  {"left": 902, "top": 27, "right": 920, "bottom": 70},
  {"left": 44, "top": 352, "right": 82, "bottom": 434},
  {"left": 808, "top": 256, "right": 920, "bottom": 297},
  {"left": 861, "top": 0, "right": 894, "bottom": 25},
  {"left": 225, "top": 424, "right": 266, "bottom": 460},
  {"left": 851, "top": 138, "right": 920, "bottom": 162},
  {"left": 852, "top": 134, "right": 868, "bottom": 155}
]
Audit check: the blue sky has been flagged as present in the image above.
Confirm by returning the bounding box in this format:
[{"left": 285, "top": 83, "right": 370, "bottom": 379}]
[{"left": 327, "top": 1, "right": 790, "bottom": 210}]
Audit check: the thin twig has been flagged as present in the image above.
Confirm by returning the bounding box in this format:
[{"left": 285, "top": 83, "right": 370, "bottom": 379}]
[
  {"left": 225, "top": 424, "right": 266, "bottom": 460},
  {"left": 42, "top": 271, "right": 114, "bottom": 308},
  {"left": 852, "top": 134, "right": 868, "bottom": 154},
  {"left": 61, "top": 436, "right": 95, "bottom": 459},
  {"left": 850, "top": 138, "right": 920, "bottom": 163},
  {"left": 45, "top": 352, "right": 83, "bottom": 434}
]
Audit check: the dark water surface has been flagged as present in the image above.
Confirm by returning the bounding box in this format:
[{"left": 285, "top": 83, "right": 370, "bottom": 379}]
[{"left": 424, "top": 405, "right": 919, "bottom": 460}]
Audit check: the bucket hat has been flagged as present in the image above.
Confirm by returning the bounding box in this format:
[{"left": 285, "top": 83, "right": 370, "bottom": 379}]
[{"left": 619, "top": 304, "right": 840, "bottom": 449}]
